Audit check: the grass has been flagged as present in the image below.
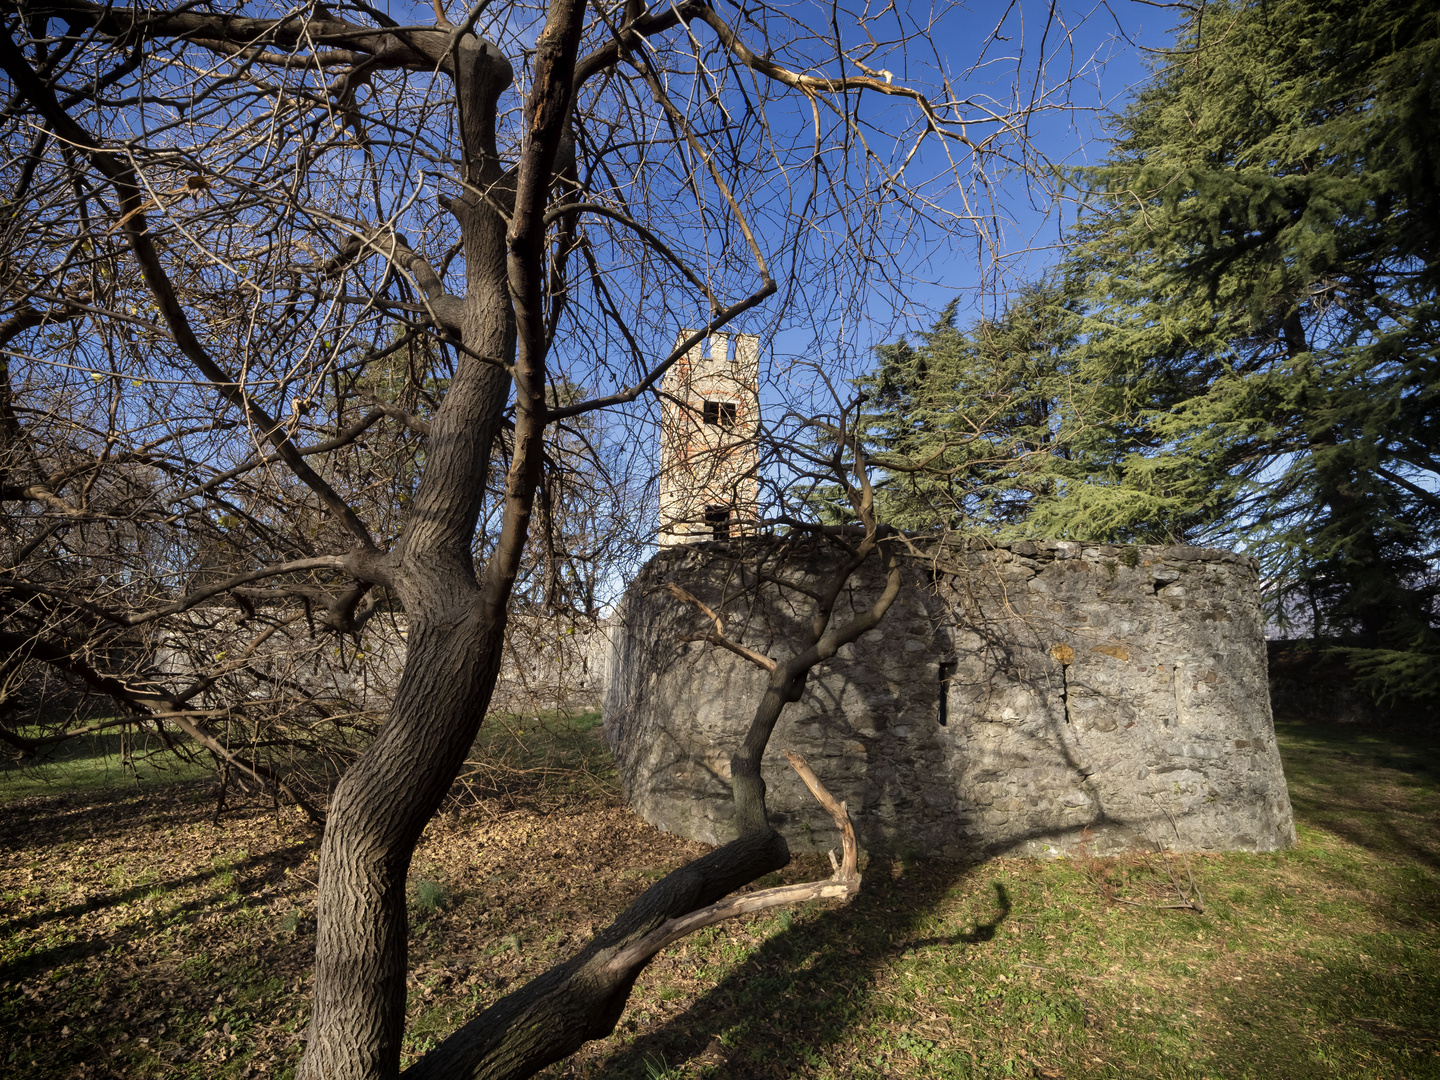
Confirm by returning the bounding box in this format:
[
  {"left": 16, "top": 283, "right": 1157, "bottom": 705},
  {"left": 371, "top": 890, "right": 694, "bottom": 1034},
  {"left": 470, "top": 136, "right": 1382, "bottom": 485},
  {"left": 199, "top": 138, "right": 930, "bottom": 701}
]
[
  {"left": 453, "top": 708, "right": 618, "bottom": 813},
  {"left": 0, "top": 714, "right": 1436, "bottom": 1079},
  {"left": 0, "top": 726, "right": 214, "bottom": 803},
  {"left": 413, "top": 878, "right": 449, "bottom": 913}
]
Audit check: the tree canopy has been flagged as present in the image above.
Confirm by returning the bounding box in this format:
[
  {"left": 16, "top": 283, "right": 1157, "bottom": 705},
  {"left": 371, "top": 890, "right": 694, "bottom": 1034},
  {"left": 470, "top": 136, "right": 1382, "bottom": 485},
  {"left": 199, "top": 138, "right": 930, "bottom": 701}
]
[
  {"left": 855, "top": 286, "right": 1079, "bottom": 532},
  {"left": 856, "top": 0, "right": 1440, "bottom": 700},
  {"left": 0, "top": 0, "right": 1094, "bottom": 1075}
]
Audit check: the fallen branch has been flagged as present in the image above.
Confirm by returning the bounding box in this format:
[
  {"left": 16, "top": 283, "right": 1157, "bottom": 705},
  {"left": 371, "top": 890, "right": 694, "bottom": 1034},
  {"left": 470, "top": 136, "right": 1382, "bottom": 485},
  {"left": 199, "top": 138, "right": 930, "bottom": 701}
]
[
  {"left": 404, "top": 750, "right": 860, "bottom": 1080},
  {"left": 1159, "top": 851, "right": 1205, "bottom": 914},
  {"left": 1109, "top": 852, "right": 1205, "bottom": 914},
  {"left": 603, "top": 749, "right": 860, "bottom": 975}
]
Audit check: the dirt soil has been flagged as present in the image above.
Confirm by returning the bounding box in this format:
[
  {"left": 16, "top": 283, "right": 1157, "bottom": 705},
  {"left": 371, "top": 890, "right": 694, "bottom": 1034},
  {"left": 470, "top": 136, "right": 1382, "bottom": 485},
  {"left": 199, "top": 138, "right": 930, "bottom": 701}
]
[{"left": 0, "top": 774, "right": 837, "bottom": 1078}]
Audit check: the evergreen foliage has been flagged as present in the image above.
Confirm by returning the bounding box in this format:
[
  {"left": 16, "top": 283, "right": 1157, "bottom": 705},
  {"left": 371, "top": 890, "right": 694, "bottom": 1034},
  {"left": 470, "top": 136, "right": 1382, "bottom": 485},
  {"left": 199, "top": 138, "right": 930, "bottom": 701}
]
[
  {"left": 857, "top": 286, "right": 1078, "bottom": 532},
  {"left": 860, "top": 0, "right": 1440, "bottom": 702}
]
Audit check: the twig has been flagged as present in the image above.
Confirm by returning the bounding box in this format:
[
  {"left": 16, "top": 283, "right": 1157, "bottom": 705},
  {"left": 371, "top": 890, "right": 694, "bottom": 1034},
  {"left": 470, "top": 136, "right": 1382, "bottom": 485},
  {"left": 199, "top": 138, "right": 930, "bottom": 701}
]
[
  {"left": 662, "top": 581, "right": 777, "bottom": 672},
  {"left": 1161, "top": 852, "right": 1206, "bottom": 914}
]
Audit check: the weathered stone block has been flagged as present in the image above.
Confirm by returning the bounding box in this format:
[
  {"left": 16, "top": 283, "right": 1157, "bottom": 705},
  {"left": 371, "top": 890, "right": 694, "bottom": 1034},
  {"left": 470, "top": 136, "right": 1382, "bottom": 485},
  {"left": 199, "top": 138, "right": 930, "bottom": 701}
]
[{"left": 604, "top": 537, "right": 1296, "bottom": 859}]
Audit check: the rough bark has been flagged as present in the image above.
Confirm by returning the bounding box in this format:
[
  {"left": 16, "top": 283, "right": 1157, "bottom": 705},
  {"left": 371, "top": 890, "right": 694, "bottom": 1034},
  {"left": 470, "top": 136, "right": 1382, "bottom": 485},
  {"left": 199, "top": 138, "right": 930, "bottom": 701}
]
[{"left": 295, "top": 29, "right": 522, "bottom": 1079}]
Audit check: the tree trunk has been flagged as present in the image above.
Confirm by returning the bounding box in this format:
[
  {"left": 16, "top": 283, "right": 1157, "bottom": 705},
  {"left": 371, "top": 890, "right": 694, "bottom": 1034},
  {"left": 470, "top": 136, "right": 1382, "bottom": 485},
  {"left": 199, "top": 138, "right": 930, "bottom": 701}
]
[
  {"left": 299, "top": 614, "right": 503, "bottom": 1077},
  {"left": 297, "top": 29, "right": 522, "bottom": 1075},
  {"left": 731, "top": 675, "right": 808, "bottom": 835},
  {"left": 404, "top": 827, "right": 789, "bottom": 1080},
  {"left": 730, "top": 541, "right": 902, "bottom": 836}
]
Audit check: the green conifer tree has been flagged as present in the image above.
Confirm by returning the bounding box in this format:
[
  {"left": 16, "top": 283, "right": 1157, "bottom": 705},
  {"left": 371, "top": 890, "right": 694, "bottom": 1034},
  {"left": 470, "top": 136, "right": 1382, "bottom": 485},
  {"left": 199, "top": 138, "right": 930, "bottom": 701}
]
[
  {"left": 857, "top": 285, "right": 1083, "bottom": 532},
  {"left": 1072, "top": 0, "right": 1440, "bottom": 701},
  {"left": 861, "top": 0, "right": 1440, "bottom": 701}
]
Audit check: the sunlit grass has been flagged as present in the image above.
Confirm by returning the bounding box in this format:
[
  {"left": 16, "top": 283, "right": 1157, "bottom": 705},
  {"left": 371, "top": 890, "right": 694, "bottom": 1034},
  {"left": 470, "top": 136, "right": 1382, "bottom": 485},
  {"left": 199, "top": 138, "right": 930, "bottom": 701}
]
[
  {"left": 0, "top": 726, "right": 213, "bottom": 803},
  {"left": 549, "top": 720, "right": 1440, "bottom": 1080},
  {"left": 1, "top": 716, "right": 1436, "bottom": 1079}
]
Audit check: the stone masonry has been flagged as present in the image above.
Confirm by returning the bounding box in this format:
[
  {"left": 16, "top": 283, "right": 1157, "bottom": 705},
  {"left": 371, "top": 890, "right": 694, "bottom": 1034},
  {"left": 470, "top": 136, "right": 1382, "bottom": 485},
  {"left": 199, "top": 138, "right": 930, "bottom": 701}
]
[
  {"left": 154, "top": 611, "right": 610, "bottom": 719},
  {"left": 603, "top": 536, "right": 1297, "bottom": 859},
  {"left": 656, "top": 332, "right": 761, "bottom": 547}
]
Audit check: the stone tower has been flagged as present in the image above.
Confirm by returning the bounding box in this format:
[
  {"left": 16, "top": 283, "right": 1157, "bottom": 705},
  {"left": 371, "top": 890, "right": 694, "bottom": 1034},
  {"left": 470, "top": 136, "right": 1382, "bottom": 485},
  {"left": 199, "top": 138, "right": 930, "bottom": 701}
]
[{"left": 657, "top": 331, "right": 760, "bottom": 547}]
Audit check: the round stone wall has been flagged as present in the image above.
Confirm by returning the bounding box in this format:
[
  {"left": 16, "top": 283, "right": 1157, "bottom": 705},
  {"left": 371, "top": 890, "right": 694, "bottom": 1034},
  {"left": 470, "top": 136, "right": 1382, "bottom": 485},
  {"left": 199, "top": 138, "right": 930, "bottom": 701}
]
[{"left": 603, "top": 537, "right": 1296, "bottom": 860}]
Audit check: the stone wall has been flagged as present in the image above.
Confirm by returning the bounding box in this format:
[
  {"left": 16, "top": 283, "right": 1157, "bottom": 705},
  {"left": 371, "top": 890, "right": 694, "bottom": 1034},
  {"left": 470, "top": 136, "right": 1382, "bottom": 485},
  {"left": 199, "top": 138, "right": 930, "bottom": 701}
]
[
  {"left": 604, "top": 537, "right": 1296, "bottom": 859},
  {"left": 154, "top": 610, "right": 611, "bottom": 719},
  {"left": 1267, "top": 640, "right": 1440, "bottom": 728},
  {"left": 492, "top": 614, "right": 611, "bottom": 713}
]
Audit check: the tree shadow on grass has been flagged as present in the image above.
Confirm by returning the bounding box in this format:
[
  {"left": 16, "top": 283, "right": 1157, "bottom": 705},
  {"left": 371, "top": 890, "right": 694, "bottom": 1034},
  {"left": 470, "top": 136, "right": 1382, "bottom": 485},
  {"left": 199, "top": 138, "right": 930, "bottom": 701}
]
[
  {"left": 0, "top": 784, "right": 322, "bottom": 1078},
  {"left": 0, "top": 785, "right": 318, "bottom": 982},
  {"left": 1, "top": 775, "right": 268, "bottom": 846},
  {"left": 1201, "top": 940, "right": 1440, "bottom": 1079},
  {"left": 559, "top": 859, "right": 1009, "bottom": 1080},
  {"left": 1277, "top": 721, "right": 1440, "bottom": 871},
  {"left": 0, "top": 908, "right": 318, "bottom": 1080},
  {"left": 0, "top": 842, "right": 315, "bottom": 983}
]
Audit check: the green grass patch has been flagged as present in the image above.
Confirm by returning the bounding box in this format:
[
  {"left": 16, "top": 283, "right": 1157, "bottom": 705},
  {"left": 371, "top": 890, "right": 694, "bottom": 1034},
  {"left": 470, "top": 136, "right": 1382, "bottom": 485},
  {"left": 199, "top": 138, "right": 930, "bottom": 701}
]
[
  {"left": 549, "top": 720, "right": 1440, "bottom": 1080},
  {"left": 0, "top": 727, "right": 213, "bottom": 804},
  {"left": 1, "top": 717, "right": 1436, "bottom": 1079},
  {"left": 453, "top": 709, "right": 618, "bottom": 813}
]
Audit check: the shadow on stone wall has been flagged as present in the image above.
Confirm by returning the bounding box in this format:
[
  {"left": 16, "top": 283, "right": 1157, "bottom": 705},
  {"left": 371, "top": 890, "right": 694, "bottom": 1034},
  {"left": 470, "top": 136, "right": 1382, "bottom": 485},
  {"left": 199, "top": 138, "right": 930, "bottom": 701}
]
[{"left": 605, "top": 537, "right": 1297, "bottom": 861}]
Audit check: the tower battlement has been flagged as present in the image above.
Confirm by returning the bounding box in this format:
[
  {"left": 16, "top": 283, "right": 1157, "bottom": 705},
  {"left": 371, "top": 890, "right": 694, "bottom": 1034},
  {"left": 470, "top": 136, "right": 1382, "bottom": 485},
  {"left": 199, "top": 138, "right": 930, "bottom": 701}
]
[{"left": 657, "top": 331, "right": 760, "bottom": 547}]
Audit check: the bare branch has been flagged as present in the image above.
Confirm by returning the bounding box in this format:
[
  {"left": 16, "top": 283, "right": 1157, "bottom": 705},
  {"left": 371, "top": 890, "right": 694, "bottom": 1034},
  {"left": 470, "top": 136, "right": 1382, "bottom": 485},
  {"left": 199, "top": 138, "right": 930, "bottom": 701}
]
[
  {"left": 601, "top": 751, "right": 860, "bottom": 973},
  {"left": 664, "top": 581, "right": 778, "bottom": 672}
]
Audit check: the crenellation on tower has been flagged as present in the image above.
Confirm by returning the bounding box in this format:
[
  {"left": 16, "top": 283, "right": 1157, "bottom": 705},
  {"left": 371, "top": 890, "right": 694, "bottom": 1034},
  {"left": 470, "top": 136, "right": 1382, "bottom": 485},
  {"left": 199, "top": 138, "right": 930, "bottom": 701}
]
[{"left": 657, "top": 330, "right": 761, "bottom": 547}]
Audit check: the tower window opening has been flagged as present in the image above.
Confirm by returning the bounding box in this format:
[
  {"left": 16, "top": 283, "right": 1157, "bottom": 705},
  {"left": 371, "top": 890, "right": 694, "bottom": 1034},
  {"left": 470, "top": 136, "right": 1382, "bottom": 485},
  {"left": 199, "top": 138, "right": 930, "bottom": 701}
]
[
  {"left": 703, "top": 399, "right": 737, "bottom": 427},
  {"left": 704, "top": 505, "right": 731, "bottom": 540}
]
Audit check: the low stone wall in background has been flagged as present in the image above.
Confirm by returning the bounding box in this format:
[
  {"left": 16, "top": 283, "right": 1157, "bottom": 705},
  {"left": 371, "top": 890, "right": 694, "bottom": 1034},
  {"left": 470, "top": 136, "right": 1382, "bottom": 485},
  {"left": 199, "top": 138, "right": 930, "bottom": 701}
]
[
  {"left": 153, "top": 610, "right": 611, "bottom": 721},
  {"left": 1267, "top": 640, "right": 1439, "bottom": 728},
  {"left": 492, "top": 615, "right": 611, "bottom": 714},
  {"left": 604, "top": 538, "right": 1297, "bottom": 860}
]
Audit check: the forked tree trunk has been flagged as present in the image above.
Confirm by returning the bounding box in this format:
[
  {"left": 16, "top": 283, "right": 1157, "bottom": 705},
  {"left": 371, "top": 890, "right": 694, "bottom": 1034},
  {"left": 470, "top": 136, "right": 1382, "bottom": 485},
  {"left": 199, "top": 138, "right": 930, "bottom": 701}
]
[
  {"left": 730, "top": 541, "right": 903, "bottom": 834},
  {"left": 289, "top": 12, "right": 791, "bottom": 1075},
  {"left": 0, "top": 11, "right": 885, "bottom": 1080},
  {"left": 293, "top": 24, "right": 528, "bottom": 1073}
]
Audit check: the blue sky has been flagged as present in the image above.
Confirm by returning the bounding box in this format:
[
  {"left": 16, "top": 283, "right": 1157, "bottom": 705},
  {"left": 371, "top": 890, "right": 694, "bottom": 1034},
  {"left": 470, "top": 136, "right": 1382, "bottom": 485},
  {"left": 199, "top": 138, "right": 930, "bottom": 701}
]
[
  {"left": 346, "top": 0, "right": 1177, "bottom": 384},
  {"left": 758, "top": 0, "right": 1177, "bottom": 375}
]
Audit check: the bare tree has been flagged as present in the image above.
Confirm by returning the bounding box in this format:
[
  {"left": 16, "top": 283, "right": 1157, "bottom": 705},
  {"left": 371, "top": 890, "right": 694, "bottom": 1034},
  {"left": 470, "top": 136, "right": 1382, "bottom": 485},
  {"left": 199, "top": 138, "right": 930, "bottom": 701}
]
[{"left": 0, "top": 1, "right": 1097, "bottom": 1075}]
